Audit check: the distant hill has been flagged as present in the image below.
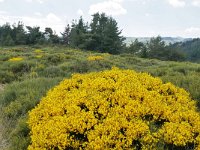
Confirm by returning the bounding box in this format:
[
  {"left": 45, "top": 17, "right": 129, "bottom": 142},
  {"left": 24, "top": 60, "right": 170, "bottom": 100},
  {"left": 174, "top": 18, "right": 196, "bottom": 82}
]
[
  {"left": 172, "top": 38, "right": 200, "bottom": 62},
  {"left": 125, "top": 37, "right": 193, "bottom": 45}
]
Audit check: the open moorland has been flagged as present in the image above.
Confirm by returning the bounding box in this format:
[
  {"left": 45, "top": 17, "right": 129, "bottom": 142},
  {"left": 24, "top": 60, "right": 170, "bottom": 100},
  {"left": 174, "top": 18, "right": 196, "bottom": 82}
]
[{"left": 0, "top": 46, "right": 200, "bottom": 149}]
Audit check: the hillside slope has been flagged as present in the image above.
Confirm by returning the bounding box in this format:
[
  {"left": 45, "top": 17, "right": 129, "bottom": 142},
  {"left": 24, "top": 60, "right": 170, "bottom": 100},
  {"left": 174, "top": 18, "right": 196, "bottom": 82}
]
[{"left": 0, "top": 46, "right": 200, "bottom": 149}]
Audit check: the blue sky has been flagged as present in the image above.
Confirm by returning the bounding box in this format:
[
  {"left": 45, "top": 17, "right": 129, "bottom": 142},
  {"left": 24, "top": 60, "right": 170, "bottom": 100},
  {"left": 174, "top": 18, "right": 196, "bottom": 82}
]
[{"left": 0, "top": 0, "right": 200, "bottom": 37}]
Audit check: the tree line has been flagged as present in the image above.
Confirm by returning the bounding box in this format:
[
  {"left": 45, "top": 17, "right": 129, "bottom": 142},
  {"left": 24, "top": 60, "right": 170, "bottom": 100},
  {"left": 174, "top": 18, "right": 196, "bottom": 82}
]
[
  {"left": 172, "top": 38, "right": 200, "bottom": 62},
  {"left": 125, "top": 36, "right": 186, "bottom": 61},
  {"left": 0, "top": 13, "right": 124, "bottom": 54},
  {"left": 0, "top": 12, "right": 199, "bottom": 62}
]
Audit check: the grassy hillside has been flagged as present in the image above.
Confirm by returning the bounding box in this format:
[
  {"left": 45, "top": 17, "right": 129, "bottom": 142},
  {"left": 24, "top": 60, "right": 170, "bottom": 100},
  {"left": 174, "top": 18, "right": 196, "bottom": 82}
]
[{"left": 0, "top": 46, "right": 200, "bottom": 149}]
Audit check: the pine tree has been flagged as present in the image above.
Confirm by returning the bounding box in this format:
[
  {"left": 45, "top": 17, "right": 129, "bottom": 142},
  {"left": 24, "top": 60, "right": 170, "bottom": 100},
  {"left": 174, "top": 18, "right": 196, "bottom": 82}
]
[
  {"left": 61, "top": 24, "right": 70, "bottom": 45},
  {"left": 127, "top": 39, "right": 145, "bottom": 55},
  {"left": 12, "top": 22, "right": 27, "bottom": 45},
  {"left": 89, "top": 13, "right": 125, "bottom": 54},
  {"left": 26, "top": 26, "right": 44, "bottom": 44},
  {"left": 0, "top": 23, "right": 14, "bottom": 46},
  {"left": 69, "top": 17, "right": 88, "bottom": 48}
]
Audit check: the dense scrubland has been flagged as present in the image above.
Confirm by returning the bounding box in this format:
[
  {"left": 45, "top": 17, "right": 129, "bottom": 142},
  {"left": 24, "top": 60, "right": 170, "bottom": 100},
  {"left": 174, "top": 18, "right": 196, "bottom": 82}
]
[{"left": 0, "top": 46, "right": 200, "bottom": 149}]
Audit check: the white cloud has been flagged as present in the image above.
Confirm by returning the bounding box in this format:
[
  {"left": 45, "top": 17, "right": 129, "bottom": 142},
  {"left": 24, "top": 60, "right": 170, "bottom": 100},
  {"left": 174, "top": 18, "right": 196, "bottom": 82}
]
[
  {"left": 0, "top": 11, "right": 7, "bottom": 14},
  {"left": 77, "top": 9, "right": 84, "bottom": 16},
  {"left": 0, "top": 13, "right": 65, "bottom": 34},
  {"left": 34, "top": 12, "right": 42, "bottom": 16},
  {"left": 185, "top": 27, "right": 200, "bottom": 32},
  {"left": 25, "top": 0, "right": 48, "bottom": 4},
  {"left": 89, "top": 0, "right": 127, "bottom": 16},
  {"left": 168, "top": 0, "right": 186, "bottom": 8},
  {"left": 0, "top": 0, "right": 5, "bottom": 2},
  {"left": 145, "top": 13, "right": 150, "bottom": 17},
  {"left": 192, "top": 0, "right": 200, "bottom": 7},
  {"left": 111, "top": 0, "right": 124, "bottom": 2},
  {"left": 46, "top": 13, "right": 61, "bottom": 22},
  {"left": 184, "top": 27, "right": 200, "bottom": 37}
]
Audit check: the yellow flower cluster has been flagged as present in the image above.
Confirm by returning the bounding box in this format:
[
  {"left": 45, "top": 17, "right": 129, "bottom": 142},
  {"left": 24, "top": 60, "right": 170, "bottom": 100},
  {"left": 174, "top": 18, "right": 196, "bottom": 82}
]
[
  {"left": 35, "top": 55, "right": 43, "bottom": 58},
  {"left": 87, "top": 55, "right": 104, "bottom": 61},
  {"left": 8, "top": 57, "right": 24, "bottom": 62},
  {"left": 28, "top": 67, "right": 200, "bottom": 150},
  {"left": 34, "top": 49, "right": 43, "bottom": 53}
]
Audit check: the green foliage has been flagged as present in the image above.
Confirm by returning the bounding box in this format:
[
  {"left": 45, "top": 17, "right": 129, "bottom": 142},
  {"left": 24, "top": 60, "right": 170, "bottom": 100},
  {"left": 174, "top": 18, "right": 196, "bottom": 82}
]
[
  {"left": 12, "top": 22, "right": 27, "bottom": 45},
  {"left": 172, "top": 38, "right": 200, "bottom": 62},
  {"left": 61, "top": 24, "right": 70, "bottom": 45},
  {"left": 126, "top": 39, "right": 145, "bottom": 55},
  {"left": 42, "top": 66, "right": 66, "bottom": 78},
  {"left": 125, "top": 36, "right": 186, "bottom": 61},
  {"left": 42, "top": 53, "right": 64, "bottom": 65},
  {"left": 88, "top": 13, "right": 125, "bottom": 54},
  {"left": 69, "top": 13, "right": 125, "bottom": 54},
  {"left": 26, "top": 26, "right": 44, "bottom": 45},
  {"left": 67, "top": 59, "right": 112, "bottom": 74},
  {"left": 0, "top": 60, "right": 35, "bottom": 83},
  {"left": 69, "top": 17, "right": 89, "bottom": 48},
  {"left": 0, "top": 23, "right": 14, "bottom": 46},
  {"left": 0, "top": 71, "right": 15, "bottom": 83},
  {"left": 44, "top": 27, "right": 60, "bottom": 44},
  {"left": 0, "top": 78, "right": 61, "bottom": 150}
]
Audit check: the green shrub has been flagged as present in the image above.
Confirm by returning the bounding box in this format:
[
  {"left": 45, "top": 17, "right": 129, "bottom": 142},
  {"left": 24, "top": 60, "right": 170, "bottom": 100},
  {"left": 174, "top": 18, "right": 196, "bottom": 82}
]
[
  {"left": 9, "top": 61, "right": 34, "bottom": 74},
  {"left": 68, "top": 60, "right": 112, "bottom": 74},
  {"left": 41, "top": 66, "right": 66, "bottom": 78},
  {"left": 0, "top": 71, "right": 15, "bottom": 84},
  {"left": 0, "top": 55, "right": 10, "bottom": 61},
  {"left": 42, "top": 53, "right": 64, "bottom": 64},
  {"left": 0, "top": 78, "right": 62, "bottom": 150}
]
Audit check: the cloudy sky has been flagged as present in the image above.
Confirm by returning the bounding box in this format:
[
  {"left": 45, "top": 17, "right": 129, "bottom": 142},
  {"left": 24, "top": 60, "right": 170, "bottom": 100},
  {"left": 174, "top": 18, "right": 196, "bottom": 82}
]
[{"left": 0, "top": 0, "right": 200, "bottom": 37}]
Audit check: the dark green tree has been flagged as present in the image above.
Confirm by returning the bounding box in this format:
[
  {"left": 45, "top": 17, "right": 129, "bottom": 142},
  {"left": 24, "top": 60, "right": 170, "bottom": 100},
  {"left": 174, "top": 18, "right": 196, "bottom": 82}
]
[
  {"left": 171, "top": 38, "right": 200, "bottom": 62},
  {"left": 0, "top": 23, "right": 14, "bottom": 46},
  {"left": 26, "top": 26, "right": 44, "bottom": 44},
  {"left": 146, "top": 36, "right": 166, "bottom": 59},
  {"left": 127, "top": 39, "right": 145, "bottom": 55},
  {"left": 44, "top": 27, "right": 53, "bottom": 39},
  {"left": 61, "top": 24, "right": 70, "bottom": 45},
  {"left": 12, "top": 22, "right": 27, "bottom": 45},
  {"left": 89, "top": 13, "right": 125, "bottom": 54},
  {"left": 165, "top": 45, "right": 186, "bottom": 61},
  {"left": 44, "top": 27, "right": 60, "bottom": 44},
  {"left": 145, "top": 36, "right": 186, "bottom": 61},
  {"left": 69, "top": 17, "right": 89, "bottom": 48}
]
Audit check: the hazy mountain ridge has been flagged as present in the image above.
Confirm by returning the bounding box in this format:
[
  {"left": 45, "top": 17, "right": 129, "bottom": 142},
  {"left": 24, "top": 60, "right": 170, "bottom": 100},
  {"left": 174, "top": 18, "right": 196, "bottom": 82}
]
[{"left": 125, "top": 37, "right": 193, "bottom": 45}]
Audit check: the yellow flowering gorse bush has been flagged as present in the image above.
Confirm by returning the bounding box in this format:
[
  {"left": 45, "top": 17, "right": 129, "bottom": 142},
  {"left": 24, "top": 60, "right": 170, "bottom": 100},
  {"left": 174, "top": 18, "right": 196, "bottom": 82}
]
[
  {"left": 87, "top": 55, "right": 104, "bottom": 61},
  {"left": 8, "top": 57, "right": 24, "bottom": 61},
  {"left": 34, "top": 49, "right": 43, "bottom": 53},
  {"left": 28, "top": 67, "right": 200, "bottom": 150}
]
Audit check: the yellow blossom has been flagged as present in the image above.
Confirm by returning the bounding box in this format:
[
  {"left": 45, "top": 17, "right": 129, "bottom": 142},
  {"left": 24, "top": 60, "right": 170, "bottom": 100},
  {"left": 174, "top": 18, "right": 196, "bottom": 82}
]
[
  {"left": 87, "top": 55, "right": 104, "bottom": 61},
  {"left": 28, "top": 67, "right": 200, "bottom": 149},
  {"left": 34, "top": 49, "right": 43, "bottom": 53},
  {"left": 8, "top": 57, "right": 24, "bottom": 61}
]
